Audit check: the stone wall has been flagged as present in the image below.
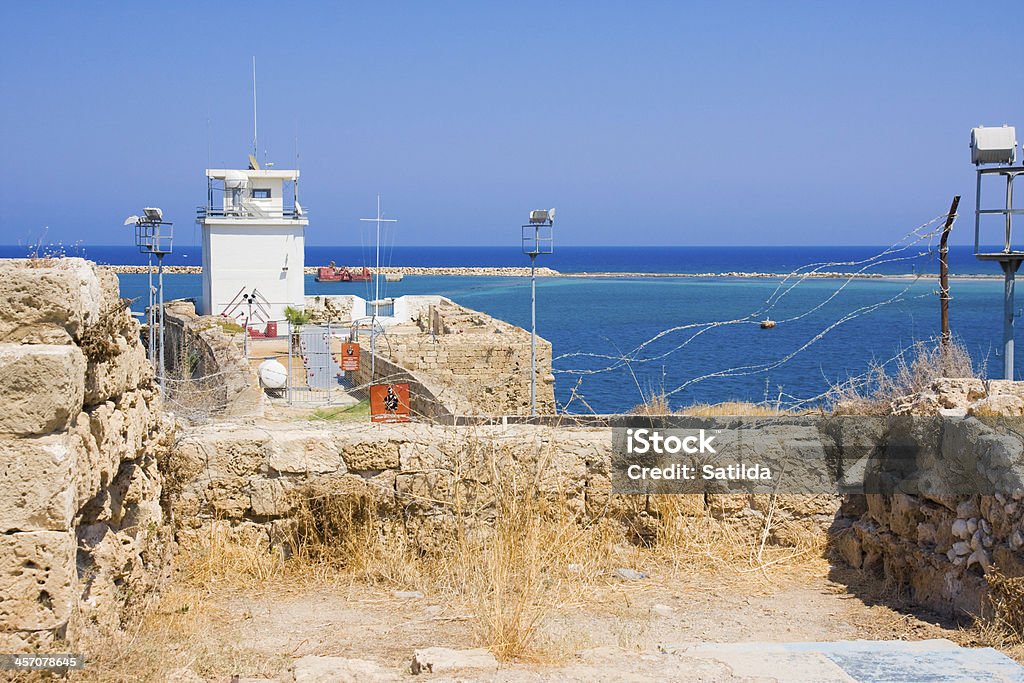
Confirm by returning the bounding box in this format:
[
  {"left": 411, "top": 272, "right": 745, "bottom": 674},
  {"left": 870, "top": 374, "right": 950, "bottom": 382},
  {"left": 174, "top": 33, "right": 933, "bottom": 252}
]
[
  {"left": 162, "top": 300, "right": 264, "bottom": 419},
  {"left": 832, "top": 378, "right": 1024, "bottom": 618},
  {"left": 379, "top": 299, "right": 555, "bottom": 416},
  {"left": 0, "top": 258, "right": 172, "bottom": 649},
  {"left": 169, "top": 420, "right": 836, "bottom": 554}
]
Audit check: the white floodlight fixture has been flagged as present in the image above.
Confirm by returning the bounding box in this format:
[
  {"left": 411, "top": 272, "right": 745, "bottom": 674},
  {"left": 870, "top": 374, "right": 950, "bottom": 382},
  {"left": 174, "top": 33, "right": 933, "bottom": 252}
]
[
  {"left": 971, "top": 125, "right": 1017, "bottom": 165},
  {"left": 529, "top": 208, "right": 555, "bottom": 224},
  {"left": 123, "top": 215, "right": 140, "bottom": 226},
  {"left": 143, "top": 207, "right": 163, "bottom": 221}
]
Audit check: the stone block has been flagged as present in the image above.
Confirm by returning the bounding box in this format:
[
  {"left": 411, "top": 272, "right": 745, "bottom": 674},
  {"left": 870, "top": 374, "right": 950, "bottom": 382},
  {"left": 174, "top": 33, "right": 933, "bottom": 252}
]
[
  {"left": 0, "top": 531, "right": 75, "bottom": 632},
  {"left": 410, "top": 647, "right": 498, "bottom": 675},
  {"left": 84, "top": 333, "right": 150, "bottom": 406},
  {"left": 339, "top": 436, "right": 401, "bottom": 471},
  {"left": 249, "top": 477, "right": 294, "bottom": 518},
  {"left": 0, "top": 258, "right": 103, "bottom": 345},
  {"left": 0, "top": 434, "right": 76, "bottom": 533},
  {"left": 0, "top": 344, "right": 85, "bottom": 436},
  {"left": 268, "top": 431, "right": 345, "bottom": 474},
  {"left": 176, "top": 429, "right": 270, "bottom": 478}
]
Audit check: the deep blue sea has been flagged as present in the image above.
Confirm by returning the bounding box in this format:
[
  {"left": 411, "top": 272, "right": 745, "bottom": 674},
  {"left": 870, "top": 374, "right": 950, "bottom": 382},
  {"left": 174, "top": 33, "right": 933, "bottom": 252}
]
[{"left": 3, "top": 244, "right": 1019, "bottom": 413}]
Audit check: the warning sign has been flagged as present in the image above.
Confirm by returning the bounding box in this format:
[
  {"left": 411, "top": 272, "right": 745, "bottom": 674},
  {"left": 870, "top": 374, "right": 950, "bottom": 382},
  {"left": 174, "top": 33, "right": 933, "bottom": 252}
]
[
  {"left": 340, "top": 342, "right": 360, "bottom": 372},
  {"left": 370, "top": 383, "right": 411, "bottom": 423}
]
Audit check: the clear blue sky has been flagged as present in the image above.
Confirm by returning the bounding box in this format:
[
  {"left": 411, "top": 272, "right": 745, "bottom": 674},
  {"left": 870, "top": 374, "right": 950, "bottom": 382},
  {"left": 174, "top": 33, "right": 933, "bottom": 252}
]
[{"left": 1, "top": 1, "right": 1021, "bottom": 247}]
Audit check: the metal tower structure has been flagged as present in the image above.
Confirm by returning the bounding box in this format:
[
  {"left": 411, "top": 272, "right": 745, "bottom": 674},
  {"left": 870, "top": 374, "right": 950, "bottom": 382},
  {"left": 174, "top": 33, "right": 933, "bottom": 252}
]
[
  {"left": 973, "top": 125, "right": 1023, "bottom": 380},
  {"left": 125, "top": 208, "right": 173, "bottom": 392},
  {"left": 522, "top": 209, "right": 554, "bottom": 416}
]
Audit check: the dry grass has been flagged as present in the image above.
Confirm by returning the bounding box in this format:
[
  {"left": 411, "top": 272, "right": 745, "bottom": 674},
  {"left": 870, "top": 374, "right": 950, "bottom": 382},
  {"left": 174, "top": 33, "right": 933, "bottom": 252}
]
[
  {"left": 974, "top": 567, "right": 1024, "bottom": 648},
  {"left": 630, "top": 392, "right": 791, "bottom": 417},
  {"left": 830, "top": 337, "right": 980, "bottom": 415}
]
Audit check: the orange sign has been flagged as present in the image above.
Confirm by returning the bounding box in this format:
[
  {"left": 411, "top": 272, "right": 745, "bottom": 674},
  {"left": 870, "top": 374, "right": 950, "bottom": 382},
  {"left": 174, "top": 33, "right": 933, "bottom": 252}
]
[
  {"left": 340, "top": 342, "right": 360, "bottom": 372},
  {"left": 370, "top": 383, "right": 411, "bottom": 423}
]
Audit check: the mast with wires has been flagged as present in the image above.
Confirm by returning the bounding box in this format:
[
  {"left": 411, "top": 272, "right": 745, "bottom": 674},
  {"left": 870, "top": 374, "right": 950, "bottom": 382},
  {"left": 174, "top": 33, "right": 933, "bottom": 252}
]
[
  {"left": 252, "top": 56, "right": 258, "bottom": 164},
  {"left": 360, "top": 195, "right": 397, "bottom": 378}
]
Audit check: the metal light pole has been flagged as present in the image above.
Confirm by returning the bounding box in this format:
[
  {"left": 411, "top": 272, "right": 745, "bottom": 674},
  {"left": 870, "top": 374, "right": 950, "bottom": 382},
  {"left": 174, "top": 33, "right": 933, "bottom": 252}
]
[
  {"left": 522, "top": 209, "right": 554, "bottom": 417},
  {"left": 972, "top": 125, "right": 1024, "bottom": 379},
  {"left": 125, "top": 208, "right": 173, "bottom": 393},
  {"left": 359, "top": 195, "right": 397, "bottom": 380}
]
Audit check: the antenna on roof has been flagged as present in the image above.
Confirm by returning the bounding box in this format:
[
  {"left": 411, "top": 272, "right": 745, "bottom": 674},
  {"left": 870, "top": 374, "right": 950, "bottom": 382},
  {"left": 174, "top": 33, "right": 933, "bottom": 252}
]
[{"left": 252, "top": 55, "right": 258, "bottom": 166}]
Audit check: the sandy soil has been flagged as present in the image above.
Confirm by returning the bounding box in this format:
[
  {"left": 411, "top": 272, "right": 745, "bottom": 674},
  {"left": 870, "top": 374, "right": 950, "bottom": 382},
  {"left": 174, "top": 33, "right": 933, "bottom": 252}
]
[{"left": 157, "top": 559, "right": 997, "bottom": 682}]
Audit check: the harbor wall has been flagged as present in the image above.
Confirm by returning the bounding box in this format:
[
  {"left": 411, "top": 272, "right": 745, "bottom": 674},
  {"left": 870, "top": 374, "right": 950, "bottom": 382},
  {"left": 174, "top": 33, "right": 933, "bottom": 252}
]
[{"left": 0, "top": 258, "right": 173, "bottom": 649}]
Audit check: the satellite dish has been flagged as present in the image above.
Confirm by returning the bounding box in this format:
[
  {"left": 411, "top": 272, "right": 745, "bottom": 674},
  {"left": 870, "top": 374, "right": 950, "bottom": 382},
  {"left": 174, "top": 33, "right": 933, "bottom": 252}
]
[
  {"left": 123, "top": 215, "right": 139, "bottom": 226},
  {"left": 258, "top": 359, "right": 288, "bottom": 389},
  {"left": 294, "top": 200, "right": 303, "bottom": 217},
  {"left": 248, "top": 154, "right": 261, "bottom": 170},
  {"left": 549, "top": 208, "right": 556, "bottom": 221}
]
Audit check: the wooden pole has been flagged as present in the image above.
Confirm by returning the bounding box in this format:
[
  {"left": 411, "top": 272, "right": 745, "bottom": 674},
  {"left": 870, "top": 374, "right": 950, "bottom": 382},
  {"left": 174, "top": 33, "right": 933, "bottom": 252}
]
[{"left": 939, "top": 195, "right": 961, "bottom": 349}]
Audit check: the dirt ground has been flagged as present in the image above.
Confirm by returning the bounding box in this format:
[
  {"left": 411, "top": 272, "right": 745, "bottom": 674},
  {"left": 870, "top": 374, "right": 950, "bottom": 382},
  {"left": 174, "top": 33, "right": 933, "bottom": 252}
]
[{"left": 129, "top": 557, "right": 1012, "bottom": 683}]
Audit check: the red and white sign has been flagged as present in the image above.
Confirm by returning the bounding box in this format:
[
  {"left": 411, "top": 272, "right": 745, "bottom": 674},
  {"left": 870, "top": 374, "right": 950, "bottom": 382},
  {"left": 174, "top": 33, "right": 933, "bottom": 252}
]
[
  {"left": 370, "top": 383, "right": 411, "bottom": 423},
  {"left": 340, "top": 342, "right": 360, "bottom": 372}
]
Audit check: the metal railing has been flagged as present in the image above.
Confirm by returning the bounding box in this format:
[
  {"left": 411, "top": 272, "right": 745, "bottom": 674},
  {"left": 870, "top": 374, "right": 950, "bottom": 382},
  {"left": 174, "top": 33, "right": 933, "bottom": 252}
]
[{"left": 196, "top": 205, "right": 306, "bottom": 220}]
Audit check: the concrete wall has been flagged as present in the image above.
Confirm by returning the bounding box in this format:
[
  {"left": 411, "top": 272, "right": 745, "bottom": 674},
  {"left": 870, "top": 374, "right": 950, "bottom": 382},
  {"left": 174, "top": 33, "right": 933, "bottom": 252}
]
[{"left": 0, "top": 258, "right": 172, "bottom": 649}]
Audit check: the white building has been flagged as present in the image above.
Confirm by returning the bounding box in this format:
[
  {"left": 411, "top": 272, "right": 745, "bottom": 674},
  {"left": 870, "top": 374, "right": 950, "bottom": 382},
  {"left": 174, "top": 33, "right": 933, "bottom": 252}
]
[{"left": 197, "top": 162, "right": 308, "bottom": 323}]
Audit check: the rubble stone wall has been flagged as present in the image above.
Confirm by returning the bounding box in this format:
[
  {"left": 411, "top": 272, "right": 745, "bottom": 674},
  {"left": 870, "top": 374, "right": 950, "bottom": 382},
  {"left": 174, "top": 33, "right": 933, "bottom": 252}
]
[
  {"left": 0, "top": 258, "right": 172, "bottom": 649},
  {"left": 833, "top": 378, "right": 1024, "bottom": 619},
  {"left": 169, "top": 420, "right": 837, "bottom": 554}
]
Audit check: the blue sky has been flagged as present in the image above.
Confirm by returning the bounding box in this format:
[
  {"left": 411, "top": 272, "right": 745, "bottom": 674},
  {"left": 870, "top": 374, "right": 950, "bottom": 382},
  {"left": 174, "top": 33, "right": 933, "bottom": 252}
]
[{"left": 1, "top": 1, "right": 1021, "bottom": 247}]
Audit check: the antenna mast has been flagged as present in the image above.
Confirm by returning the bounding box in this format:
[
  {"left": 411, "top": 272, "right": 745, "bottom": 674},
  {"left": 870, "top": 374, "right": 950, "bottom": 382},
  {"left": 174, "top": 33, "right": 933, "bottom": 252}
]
[{"left": 252, "top": 56, "right": 258, "bottom": 163}]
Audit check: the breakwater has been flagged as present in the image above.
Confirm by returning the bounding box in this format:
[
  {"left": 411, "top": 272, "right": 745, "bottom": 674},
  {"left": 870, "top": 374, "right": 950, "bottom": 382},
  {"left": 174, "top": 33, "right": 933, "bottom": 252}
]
[{"left": 98, "top": 265, "right": 997, "bottom": 280}]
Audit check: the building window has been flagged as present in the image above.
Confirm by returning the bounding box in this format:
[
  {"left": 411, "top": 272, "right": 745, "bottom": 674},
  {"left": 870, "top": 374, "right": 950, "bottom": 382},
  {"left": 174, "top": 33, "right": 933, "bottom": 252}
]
[{"left": 252, "top": 188, "right": 271, "bottom": 199}]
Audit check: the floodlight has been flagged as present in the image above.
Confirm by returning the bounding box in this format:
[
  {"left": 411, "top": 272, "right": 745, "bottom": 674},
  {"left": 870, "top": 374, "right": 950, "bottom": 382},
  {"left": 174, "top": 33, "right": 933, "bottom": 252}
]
[
  {"left": 529, "top": 208, "right": 555, "bottom": 224},
  {"left": 143, "top": 207, "right": 163, "bottom": 221},
  {"left": 971, "top": 125, "right": 1017, "bottom": 165}
]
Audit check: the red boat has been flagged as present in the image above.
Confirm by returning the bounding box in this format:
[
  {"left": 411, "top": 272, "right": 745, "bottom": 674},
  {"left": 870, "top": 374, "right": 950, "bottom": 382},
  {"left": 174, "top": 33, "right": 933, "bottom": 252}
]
[{"left": 315, "top": 261, "right": 372, "bottom": 282}]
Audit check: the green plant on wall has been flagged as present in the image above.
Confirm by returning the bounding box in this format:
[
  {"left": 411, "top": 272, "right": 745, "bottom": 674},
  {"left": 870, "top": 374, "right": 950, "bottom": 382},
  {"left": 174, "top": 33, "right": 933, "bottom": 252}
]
[{"left": 283, "top": 306, "right": 311, "bottom": 329}]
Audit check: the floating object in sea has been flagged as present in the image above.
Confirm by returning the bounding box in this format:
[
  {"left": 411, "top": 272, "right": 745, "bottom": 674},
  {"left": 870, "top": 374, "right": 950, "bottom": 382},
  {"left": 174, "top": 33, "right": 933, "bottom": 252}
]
[
  {"left": 760, "top": 319, "right": 776, "bottom": 329},
  {"left": 385, "top": 273, "right": 403, "bottom": 282}
]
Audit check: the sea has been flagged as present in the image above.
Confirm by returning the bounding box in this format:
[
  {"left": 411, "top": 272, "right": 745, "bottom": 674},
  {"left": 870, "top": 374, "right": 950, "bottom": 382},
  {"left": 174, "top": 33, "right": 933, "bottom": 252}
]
[{"left": 3, "top": 244, "right": 1019, "bottom": 414}]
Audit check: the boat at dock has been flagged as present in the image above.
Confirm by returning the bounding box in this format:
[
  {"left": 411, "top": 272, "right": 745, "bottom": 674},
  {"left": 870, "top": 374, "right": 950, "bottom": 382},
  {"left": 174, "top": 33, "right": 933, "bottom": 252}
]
[{"left": 315, "top": 261, "right": 372, "bottom": 282}]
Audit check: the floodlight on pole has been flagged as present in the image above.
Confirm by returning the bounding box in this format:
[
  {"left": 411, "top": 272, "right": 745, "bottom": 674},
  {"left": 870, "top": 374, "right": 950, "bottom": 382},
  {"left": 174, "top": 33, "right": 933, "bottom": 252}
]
[
  {"left": 972, "top": 124, "right": 1024, "bottom": 379},
  {"left": 522, "top": 208, "right": 554, "bottom": 417},
  {"left": 126, "top": 208, "right": 173, "bottom": 393}
]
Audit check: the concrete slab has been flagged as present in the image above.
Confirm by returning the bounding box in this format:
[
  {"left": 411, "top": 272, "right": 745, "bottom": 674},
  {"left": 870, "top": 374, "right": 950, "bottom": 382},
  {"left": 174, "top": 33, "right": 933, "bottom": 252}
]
[{"left": 662, "top": 639, "right": 1024, "bottom": 682}]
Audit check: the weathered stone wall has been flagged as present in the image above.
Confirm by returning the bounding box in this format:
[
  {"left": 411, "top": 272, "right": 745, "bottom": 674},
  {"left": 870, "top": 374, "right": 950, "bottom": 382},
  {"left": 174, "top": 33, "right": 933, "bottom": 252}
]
[
  {"left": 0, "top": 258, "right": 172, "bottom": 649},
  {"left": 833, "top": 378, "right": 1024, "bottom": 618},
  {"left": 169, "top": 420, "right": 836, "bottom": 554},
  {"left": 380, "top": 299, "right": 555, "bottom": 416},
  {"left": 162, "top": 300, "right": 264, "bottom": 419}
]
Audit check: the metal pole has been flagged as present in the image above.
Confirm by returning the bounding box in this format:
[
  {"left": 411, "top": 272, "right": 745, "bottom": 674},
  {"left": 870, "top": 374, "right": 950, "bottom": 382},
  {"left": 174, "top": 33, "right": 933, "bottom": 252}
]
[
  {"left": 287, "top": 325, "right": 293, "bottom": 404},
  {"left": 327, "top": 318, "right": 332, "bottom": 404},
  {"left": 530, "top": 250, "right": 537, "bottom": 417},
  {"left": 158, "top": 254, "right": 165, "bottom": 393},
  {"left": 1003, "top": 259, "right": 1021, "bottom": 380},
  {"left": 1006, "top": 174, "right": 1015, "bottom": 253},
  {"left": 939, "top": 196, "right": 960, "bottom": 349},
  {"left": 148, "top": 252, "right": 155, "bottom": 366},
  {"left": 975, "top": 170, "right": 982, "bottom": 255}
]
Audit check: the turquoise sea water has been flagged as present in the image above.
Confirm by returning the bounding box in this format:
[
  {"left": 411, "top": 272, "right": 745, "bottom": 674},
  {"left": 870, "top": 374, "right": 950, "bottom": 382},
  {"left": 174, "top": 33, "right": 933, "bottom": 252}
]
[{"left": 111, "top": 271, "right": 1016, "bottom": 413}]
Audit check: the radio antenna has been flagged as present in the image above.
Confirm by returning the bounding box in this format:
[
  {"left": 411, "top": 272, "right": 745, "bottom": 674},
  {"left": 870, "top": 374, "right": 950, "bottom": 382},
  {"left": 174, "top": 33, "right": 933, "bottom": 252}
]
[{"left": 252, "top": 56, "right": 258, "bottom": 163}]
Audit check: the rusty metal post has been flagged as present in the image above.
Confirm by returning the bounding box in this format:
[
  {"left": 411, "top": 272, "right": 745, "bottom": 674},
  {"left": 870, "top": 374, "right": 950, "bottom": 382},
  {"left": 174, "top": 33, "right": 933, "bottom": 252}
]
[{"left": 939, "top": 195, "right": 961, "bottom": 350}]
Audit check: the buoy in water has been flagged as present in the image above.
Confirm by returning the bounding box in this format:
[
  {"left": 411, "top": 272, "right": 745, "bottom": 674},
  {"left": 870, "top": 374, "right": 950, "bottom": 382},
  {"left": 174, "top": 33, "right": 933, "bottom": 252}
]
[{"left": 760, "top": 319, "right": 776, "bottom": 329}]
